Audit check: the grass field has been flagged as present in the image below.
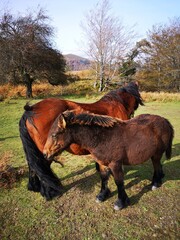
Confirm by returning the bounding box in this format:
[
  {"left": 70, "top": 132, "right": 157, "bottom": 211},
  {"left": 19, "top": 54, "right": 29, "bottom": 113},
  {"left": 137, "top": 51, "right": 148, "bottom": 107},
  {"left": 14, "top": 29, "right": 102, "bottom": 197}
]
[{"left": 0, "top": 97, "right": 179, "bottom": 240}]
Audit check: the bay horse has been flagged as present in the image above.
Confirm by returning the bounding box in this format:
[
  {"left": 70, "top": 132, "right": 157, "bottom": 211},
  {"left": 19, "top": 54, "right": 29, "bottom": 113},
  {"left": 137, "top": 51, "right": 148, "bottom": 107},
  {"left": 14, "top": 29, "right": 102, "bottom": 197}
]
[
  {"left": 19, "top": 82, "right": 144, "bottom": 200},
  {"left": 43, "top": 111, "right": 174, "bottom": 210}
]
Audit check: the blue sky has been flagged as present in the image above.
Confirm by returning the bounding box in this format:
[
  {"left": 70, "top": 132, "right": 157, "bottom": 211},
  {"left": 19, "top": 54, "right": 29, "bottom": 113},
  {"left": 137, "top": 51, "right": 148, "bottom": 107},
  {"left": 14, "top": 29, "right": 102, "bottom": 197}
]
[{"left": 0, "top": 0, "right": 179, "bottom": 57}]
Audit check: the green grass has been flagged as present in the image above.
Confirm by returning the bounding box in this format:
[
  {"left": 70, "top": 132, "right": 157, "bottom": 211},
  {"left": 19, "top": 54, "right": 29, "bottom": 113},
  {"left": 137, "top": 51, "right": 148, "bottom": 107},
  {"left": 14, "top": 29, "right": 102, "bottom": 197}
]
[{"left": 0, "top": 98, "right": 179, "bottom": 240}]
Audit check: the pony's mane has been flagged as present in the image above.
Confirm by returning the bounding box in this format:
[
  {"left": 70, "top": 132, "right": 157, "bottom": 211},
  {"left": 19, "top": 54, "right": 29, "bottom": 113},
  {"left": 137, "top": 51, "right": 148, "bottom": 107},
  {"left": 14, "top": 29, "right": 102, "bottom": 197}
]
[
  {"left": 101, "top": 82, "right": 144, "bottom": 108},
  {"left": 63, "top": 111, "right": 119, "bottom": 128},
  {"left": 121, "top": 82, "right": 144, "bottom": 106}
]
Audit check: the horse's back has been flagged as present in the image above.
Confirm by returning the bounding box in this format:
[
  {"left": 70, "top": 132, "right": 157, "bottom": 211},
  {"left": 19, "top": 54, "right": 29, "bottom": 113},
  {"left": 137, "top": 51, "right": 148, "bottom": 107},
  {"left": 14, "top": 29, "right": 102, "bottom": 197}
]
[
  {"left": 136, "top": 114, "right": 174, "bottom": 153},
  {"left": 29, "top": 98, "right": 68, "bottom": 113},
  {"left": 133, "top": 114, "right": 173, "bottom": 134}
]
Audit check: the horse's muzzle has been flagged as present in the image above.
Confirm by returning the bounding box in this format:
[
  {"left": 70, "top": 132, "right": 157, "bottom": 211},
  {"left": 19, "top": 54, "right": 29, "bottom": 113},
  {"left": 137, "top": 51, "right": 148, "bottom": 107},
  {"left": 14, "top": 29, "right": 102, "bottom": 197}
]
[{"left": 43, "top": 151, "right": 53, "bottom": 161}]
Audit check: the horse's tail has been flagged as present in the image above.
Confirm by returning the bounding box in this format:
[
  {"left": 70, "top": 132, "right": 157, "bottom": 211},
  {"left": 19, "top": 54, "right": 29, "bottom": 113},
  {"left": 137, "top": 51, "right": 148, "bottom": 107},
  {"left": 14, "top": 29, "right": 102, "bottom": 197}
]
[
  {"left": 19, "top": 108, "right": 62, "bottom": 200},
  {"left": 165, "top": 119, "right": 174, "bottom": 160}
]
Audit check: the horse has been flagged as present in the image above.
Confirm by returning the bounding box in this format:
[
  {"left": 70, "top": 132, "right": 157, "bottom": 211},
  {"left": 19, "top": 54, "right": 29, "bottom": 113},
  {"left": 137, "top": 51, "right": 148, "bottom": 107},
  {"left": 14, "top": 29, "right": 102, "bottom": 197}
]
[
  {"left": 43, "top": 111, "right": 174, "bottom": 210},
  {"left": 19, "top": 81, "right": 144, "bottom": 200}
]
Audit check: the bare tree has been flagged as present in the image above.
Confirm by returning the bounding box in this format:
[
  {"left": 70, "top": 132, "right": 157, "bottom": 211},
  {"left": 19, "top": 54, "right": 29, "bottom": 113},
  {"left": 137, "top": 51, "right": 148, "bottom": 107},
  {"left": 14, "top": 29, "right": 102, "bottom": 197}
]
[{"left": 81, "top": 0, "right": 136, "bottom": 91}]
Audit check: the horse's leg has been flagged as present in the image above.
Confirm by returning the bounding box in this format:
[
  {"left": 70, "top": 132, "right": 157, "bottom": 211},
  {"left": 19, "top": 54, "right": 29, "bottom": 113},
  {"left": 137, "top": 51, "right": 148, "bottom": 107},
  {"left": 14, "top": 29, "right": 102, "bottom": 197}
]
[
  {"left": 26, "top": 153, "right": 62, "bottom": 200},
  {"left": 151, "top": 154, "right": 165, "bottom": 190},
  {"left": 37, "top": 159, "right": 63, "bottom": 201},
  {"left": 95, "top": 162, "right": 100, "bottom": 172},
  {"left": 96, "top": 165, "right": 111, "bottom": 203},
  {"left": 27, "top": 165, "right": 41, "bottom": 192},
  {"left": 109, "top": 162, "right": 130, "bottom": 210}
]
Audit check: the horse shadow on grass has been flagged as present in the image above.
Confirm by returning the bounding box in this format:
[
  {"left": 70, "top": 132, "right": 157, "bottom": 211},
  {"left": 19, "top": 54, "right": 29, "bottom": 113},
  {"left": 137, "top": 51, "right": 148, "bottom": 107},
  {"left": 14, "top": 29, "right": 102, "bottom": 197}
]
[
  {"left": 0, "top": 136, "right": 19, "bottom": 141},
  {"left": 60, "top": 164, "right": 95, "bottom": 181},
  {"left": 59, "top": 163, "right": 100, "bottom": 195}
]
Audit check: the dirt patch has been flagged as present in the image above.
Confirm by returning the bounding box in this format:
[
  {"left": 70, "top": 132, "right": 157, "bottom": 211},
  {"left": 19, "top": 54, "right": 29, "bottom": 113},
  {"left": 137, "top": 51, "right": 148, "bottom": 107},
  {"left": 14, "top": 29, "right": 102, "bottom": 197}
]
[
  {"left": 0, "top": 152, "right": 27, "bottom": 188},
  {"left": 0, "top": 164, "right": 27, "bottom": 188}
]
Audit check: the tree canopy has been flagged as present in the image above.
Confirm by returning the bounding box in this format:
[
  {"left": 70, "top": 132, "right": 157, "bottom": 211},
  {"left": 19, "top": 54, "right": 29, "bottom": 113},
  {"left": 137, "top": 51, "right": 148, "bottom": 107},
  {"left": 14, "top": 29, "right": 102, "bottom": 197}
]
[
  {"left": 0, "top": 8, "right": 66, "bottom": 98},
  {"left": 136, "top": 17, "right": 180, "bottom": 91}
]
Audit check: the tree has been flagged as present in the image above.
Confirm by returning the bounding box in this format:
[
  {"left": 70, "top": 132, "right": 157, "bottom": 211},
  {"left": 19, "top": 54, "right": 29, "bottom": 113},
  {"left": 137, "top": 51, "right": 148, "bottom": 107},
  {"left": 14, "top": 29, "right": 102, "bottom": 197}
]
[
  {"left": 81, "top": 0, "right": 136, "bottom": 91},
  {"left": 137, "top": 17, "right": 180, "bottom": 91},
  {"left": 0, "top": 8, "right": 66, "bottom": 98},
  {"left": 119, "top": 39, "right": 151, "bottom": 83}
]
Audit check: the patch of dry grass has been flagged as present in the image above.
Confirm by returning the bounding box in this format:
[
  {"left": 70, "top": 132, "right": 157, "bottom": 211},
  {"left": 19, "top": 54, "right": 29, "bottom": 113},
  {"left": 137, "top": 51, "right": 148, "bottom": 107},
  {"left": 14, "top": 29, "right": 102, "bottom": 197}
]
[
  {"left": 0, "top": 82, "right": 180, "bottom": 102},
  {"left": 141, "top": 91, "right": 180, "bottom": 102},
  {"left": 67, "top": 69, "right": 93, "bottom": 79},
  {"left": 0, "top": 83, "right": 64, "bottom": 100}
]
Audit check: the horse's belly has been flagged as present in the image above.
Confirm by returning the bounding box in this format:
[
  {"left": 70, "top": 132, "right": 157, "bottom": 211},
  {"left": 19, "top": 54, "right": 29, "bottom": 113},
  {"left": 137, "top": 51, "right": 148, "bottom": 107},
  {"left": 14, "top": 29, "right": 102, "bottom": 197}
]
[
  {"left": 125, "top": 147, "right": 156, "bottom": 165},
  {"left": 91, "top": 145, "right": 124, "bottom": 165}
]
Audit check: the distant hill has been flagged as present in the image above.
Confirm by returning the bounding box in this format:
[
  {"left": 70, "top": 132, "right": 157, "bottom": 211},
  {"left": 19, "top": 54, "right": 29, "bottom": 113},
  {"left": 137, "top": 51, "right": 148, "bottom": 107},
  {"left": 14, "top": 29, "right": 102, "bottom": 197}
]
[{"left": 64, "top": 54, "right": 91, "bottom": 71}]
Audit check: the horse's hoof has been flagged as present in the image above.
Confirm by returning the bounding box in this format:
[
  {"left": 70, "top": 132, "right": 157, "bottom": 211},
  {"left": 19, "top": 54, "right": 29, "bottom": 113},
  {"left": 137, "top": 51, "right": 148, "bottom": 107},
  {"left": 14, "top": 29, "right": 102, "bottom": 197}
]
[
  {"left": 152, "top": 185, "right": 158, "bottom": 191},
  {"left": 96, "top": 197, "right": 102, "bottom": 203},
  {"left": 114, "top": 198, "right": 130, "bottom": 211},
  {"left": 96, "top": 193, "right": 106, "bottom": 203},
  {"left": 114, "top": 200, "right": 124, "bottom": 210},
  {"left": 96, "top": 194, "right": 105, "bottom": 203},
  {"left": 96, "top": 188, "right": 111, "bottom": 203},
  {"left": 114, "top": 204, "right": 122, "bottom": 211},
  {"left": 152, "top": 182, "right": 162, "bottom": 190}
]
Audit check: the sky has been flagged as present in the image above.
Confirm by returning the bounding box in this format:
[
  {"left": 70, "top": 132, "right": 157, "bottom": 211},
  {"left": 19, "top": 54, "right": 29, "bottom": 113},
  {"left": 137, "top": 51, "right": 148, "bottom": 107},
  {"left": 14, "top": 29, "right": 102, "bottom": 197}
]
[{"left": 0, "top": 0, "right": 179, "bottom": 57}]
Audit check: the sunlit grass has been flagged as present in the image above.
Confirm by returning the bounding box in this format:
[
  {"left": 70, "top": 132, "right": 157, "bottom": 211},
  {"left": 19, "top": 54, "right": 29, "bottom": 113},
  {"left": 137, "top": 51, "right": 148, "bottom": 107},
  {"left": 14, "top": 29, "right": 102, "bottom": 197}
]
[{"left": 0, "top": 97, "right": 179, "bottom": 240}]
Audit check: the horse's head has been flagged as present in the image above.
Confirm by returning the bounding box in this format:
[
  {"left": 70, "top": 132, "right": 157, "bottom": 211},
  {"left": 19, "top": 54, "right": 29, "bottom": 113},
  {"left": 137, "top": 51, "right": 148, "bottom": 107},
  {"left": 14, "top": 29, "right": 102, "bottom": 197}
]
[
  {"left": 43, "top": 110, "right": 119, "bottom": 160},
  {"left": 101, "top": 81, "right": 144, "bottom": 119},
  {"left": 118, "top": 81, "right": 144, "bottom": 118},
  {"left": 43, "top": 113, "right": 71, "bottom": 161}
]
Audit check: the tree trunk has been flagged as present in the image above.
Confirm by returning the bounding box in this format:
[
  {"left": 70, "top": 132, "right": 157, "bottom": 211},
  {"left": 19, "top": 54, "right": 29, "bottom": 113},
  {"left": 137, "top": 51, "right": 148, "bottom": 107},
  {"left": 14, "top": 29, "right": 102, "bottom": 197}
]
[
  {"left": 24, "top": 72, "right": 33, "bottom": 98},
  {"left": 99, "top": 63, "right": 104, "bottom": 92},
  {"left": 93, "top": 64, "right": 99, "bottom": 88}
]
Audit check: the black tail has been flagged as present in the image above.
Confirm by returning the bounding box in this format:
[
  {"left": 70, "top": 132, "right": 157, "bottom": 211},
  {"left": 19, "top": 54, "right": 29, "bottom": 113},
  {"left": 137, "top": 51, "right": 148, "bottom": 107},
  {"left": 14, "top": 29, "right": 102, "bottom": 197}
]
[
  {"left": 165, "top": 119, "right": 174, "bottom": 159},
  {"left": 19, "top": 110, "right": 62, "bottom": 200}
]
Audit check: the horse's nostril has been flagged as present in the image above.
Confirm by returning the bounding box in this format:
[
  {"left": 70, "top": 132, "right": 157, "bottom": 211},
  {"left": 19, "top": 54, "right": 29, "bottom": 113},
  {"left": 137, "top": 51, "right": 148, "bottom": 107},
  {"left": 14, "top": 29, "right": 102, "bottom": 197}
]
[{"left": 43, "top": 153, "right": 47, "bottom": 159}]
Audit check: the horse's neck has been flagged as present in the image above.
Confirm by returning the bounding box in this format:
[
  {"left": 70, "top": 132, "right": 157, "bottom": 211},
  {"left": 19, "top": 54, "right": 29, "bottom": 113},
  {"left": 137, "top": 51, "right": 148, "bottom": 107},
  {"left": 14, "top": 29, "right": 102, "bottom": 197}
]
[
  {"left": 66, "top": 94, "right": 135, "bottom": 119},
  {"left": 70, "top": 124, "right": 98, "bottom": 147},
  {"left": 121, "top": 93, "right": 136, "bottom": 114},
  {"left": 67, "top": 100, "right": 103, "bottom": 113},
  {"left": 69, "top": 122, "right": 125, "bottom": 151}
]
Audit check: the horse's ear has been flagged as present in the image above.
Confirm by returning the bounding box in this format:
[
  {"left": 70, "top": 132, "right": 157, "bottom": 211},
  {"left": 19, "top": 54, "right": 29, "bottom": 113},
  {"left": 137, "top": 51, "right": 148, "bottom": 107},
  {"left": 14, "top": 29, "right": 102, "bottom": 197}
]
[
  {"left": 135, "top": 81, "right": 139, "bottom": 86},
  {"left": 58, "top": 115, "right": 66, "bottom": 129}
]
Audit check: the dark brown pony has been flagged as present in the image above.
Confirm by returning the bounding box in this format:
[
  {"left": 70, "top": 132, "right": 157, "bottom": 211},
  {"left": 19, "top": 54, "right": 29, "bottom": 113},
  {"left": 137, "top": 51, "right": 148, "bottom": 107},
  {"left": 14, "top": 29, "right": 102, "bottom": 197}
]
[
  {"left": 19, "top": 82, "right": 143, "bottom": 200},
  {"left": 43, "top": 111, "right": 174, "bottom": 210}
]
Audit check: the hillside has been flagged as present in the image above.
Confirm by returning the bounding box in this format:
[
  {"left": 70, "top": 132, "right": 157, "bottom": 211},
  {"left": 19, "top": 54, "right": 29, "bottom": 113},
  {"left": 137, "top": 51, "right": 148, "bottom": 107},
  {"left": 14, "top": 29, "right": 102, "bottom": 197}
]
[{"left": 64, "top": 54, "right": 91, "bottom": 71}]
